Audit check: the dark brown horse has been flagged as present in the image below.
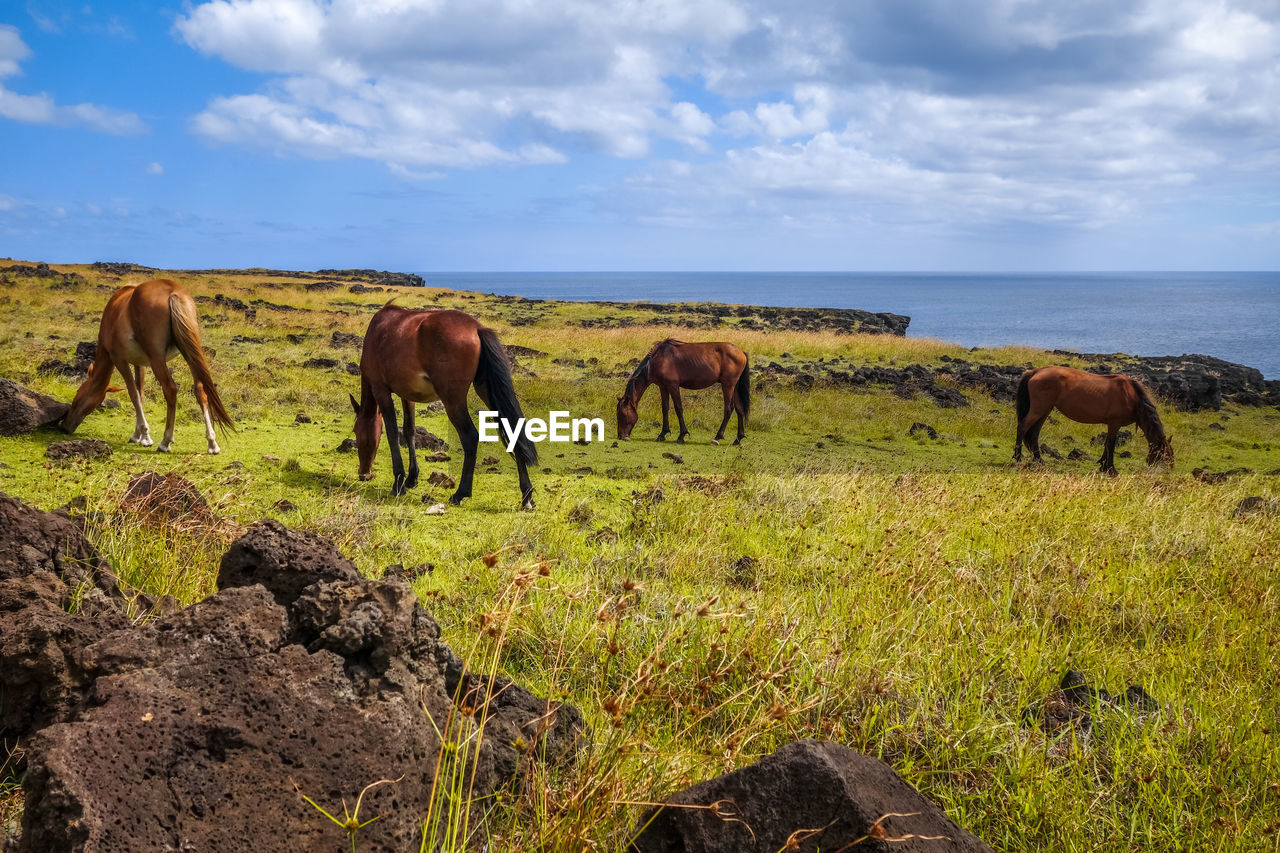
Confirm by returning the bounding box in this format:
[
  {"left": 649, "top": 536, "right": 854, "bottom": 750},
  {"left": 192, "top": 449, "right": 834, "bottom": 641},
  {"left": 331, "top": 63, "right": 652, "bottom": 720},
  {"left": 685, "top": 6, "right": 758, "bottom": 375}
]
[
  {"left": 352, "top": 305, "right": 536, "bottom": 508},
  {"left": 1014, "top": 365, "right": 1173, "bottom": 475},
  {"left": 616, "top": 339, "right": 749, "bottom": 445},
  {"left": 63, "top": 279, "right": 232, "bottom": 453}
]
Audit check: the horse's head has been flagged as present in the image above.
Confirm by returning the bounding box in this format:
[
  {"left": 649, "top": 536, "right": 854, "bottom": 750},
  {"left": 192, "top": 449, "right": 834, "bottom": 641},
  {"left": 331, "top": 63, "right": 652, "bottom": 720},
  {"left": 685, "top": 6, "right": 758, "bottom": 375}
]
[
  {"left": 1147, "top": 433, "right": 1174, "bottom": 466},
  {"left": 62, "top": 363, "right": 110, "bottom": 433},
  {"left": 616, "top": 395, "right": 636, "bottom": 440},
  {"left": 351, "top": 393, "right": 382, "bottom": 480}
]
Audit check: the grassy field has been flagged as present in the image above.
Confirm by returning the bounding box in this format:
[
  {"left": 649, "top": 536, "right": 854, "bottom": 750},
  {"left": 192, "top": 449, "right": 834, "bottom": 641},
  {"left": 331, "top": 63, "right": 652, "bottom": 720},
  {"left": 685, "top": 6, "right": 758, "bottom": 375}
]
[{"left": 2, "top": 261, "right": 1278, "bottom": 851}]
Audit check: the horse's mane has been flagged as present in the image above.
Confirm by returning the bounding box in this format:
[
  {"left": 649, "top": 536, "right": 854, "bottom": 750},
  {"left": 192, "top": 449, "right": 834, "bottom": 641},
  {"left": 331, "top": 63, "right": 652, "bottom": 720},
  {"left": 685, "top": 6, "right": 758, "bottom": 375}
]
[
  {"left": 624, "top": 340, "right": 681, "bottom": 398},
  {"left": 1132, "top": 380, "right": 1165, "bottom": 443}
]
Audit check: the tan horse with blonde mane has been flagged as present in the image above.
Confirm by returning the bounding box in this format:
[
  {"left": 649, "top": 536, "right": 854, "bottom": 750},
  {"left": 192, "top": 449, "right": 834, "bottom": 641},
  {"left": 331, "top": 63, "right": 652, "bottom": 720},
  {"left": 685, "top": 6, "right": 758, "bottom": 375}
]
[
  {"left": 62, "top": 279, "right": 232, "bottom": 453},
  {"left": 1014, "top": 365, "right": 1173, "bottom": 476},
  {"left": 616, "top": 339, "right": 750, "bottom": 445}
]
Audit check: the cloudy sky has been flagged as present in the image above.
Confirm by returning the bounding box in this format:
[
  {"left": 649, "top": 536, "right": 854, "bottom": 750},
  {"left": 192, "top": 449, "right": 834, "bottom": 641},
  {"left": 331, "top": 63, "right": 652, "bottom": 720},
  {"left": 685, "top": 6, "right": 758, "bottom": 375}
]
[{"left": 2, "top": 0, "right": 1278, "bottom": 270}]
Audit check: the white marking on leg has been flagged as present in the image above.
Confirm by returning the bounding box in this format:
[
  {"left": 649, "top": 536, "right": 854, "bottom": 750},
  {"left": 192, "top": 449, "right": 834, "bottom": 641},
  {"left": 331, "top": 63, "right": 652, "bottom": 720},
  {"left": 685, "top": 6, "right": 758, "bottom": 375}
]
[{"left": 203, "top": 404, "right": 220, "bottom": 454}]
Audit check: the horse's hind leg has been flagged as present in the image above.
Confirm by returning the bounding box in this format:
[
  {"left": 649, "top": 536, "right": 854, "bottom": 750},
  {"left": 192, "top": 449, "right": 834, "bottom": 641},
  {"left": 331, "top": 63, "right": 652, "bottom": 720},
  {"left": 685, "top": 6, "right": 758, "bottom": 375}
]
[
  {"left": 713, "top": 383, "right": 733, "bottom": 445},
  {"left": 190, "top": 372, "right": 221, "bottom": 454},
  {"left": 1025, "top": 416, "right": 1048, "bottom": 463},
  {"left": 442, "top": 395, "right": 479, "bottom": 505},
  {"left": 120, "top": 364, "right": 153, "bottom": 446},
  {"left": 671, "top": 388, "right": 689, "bottom": 444},
  {"left": 149, "top": 358, "right": 180, "bottom": 453},
  {"left": 401, "top": 401, "right": 419, "bottom": 489},
  {"left": 474, "top": 379, "right": 533, "bottom": 509}
]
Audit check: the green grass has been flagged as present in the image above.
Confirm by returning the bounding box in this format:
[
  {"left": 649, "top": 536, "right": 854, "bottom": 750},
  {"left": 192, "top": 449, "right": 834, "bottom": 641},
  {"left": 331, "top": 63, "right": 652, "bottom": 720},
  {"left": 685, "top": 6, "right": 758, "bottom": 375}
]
[{"left": 1, "top": 262, "right": 1279, "bottom": 851}]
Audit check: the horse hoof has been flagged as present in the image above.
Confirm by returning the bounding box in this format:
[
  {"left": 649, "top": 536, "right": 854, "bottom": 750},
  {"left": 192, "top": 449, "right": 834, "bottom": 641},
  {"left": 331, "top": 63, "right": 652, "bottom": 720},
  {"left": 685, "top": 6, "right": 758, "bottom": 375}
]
[
  {"left": 710, "top": 439, "right": 720, "bottom": 446},
  {"left": 156, "top": 443, "right": 171, "bottom": 453},
  {"left": 675, "top": 437, "right": 685, "bottom": 445},
  {"left": 732, "top": 439, "right": 742, "bottom": 446},
  {"left": 404, "top": 475, "right": 419, "bottom": 490},
  {"left": 521, "top": 500, "right": 535, "bottom": 512},
  {"left": 449, "top": 493, "right": 466, "bottom": 506},
  {"left": 207, "top": 445, "right": 221, "bottom": 455},
  {"left": 655, "top": 435, "right": 666, "bottom": 442}
]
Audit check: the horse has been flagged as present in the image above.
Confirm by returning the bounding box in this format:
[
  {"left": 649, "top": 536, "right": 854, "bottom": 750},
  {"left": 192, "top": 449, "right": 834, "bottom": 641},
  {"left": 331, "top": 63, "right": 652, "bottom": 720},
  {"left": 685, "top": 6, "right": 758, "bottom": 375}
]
[
  {"left": 1014, "top": 365, "right": 1173, "bottom": 476},
  {"left": 62, "top": 278, "right": 232, "bottom": 454},
  {"left": 351, "top": 305, "right": 537, "bottom": 509},
  {"left": 616, "top": 339, "right": 750, "bottom": 445}
]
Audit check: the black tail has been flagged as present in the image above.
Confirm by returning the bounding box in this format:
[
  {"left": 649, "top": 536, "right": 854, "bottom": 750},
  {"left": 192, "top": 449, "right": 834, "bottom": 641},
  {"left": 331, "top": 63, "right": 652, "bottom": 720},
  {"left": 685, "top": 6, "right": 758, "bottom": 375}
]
[
  {"left": 736, "top": 357, "right": 751, "bottom": 419},
  {"left": 475, "top": 328, "right": 537, "bottom": 465},
  {"left": 1015, "top": 369, "right": 1034, "bottom": 426}
]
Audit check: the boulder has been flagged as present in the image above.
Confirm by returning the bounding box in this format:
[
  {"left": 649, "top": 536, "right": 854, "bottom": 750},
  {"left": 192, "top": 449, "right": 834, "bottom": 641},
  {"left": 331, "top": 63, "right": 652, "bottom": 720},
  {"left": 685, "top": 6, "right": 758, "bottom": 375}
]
[
  {"left": 0, "top": 378, "right": 68, "bottom": 436},
  {"left": 0, "top": 494, "right": 127, "bottom": 750},
  {"left": 11, "top": 518, "right": 586, "bottom": 852},
  {"left": 630, "top": 739, "right": 994, "bottom": 853},
  {"left": 217, "top": 519, "right": 360, "bottom": 607}
]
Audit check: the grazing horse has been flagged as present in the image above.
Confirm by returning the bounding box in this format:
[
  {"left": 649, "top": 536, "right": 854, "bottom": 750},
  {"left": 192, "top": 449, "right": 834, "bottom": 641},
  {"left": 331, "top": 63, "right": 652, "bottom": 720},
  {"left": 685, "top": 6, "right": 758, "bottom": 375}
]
[
  {"left": 351, "top": 305, "right": 536, "bottom": 509},
  {"left": 616, "top": 339, "right": 750, "bottom": 445},
  {"left": 1014, "top": 365, "right": 1173, "bottom": 476},
  {"left": 62, "top": 279, "right": 232, "bottom": 453}
]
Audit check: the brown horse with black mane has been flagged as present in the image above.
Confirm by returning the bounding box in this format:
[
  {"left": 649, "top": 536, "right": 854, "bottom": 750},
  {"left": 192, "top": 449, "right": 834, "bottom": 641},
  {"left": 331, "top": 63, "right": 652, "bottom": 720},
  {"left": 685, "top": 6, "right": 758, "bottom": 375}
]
[
  {"left": 1014, "top": 365, "right": 1173, "bottom": 475},
  {"left": 616, "top": 339, "right": 749, "bottom": 445},
  {"left": 352, "top": 304, "right": 536, "bottom": 508},
  {"left": 62, "top": 279, "right": 232, "bottom": 453}
]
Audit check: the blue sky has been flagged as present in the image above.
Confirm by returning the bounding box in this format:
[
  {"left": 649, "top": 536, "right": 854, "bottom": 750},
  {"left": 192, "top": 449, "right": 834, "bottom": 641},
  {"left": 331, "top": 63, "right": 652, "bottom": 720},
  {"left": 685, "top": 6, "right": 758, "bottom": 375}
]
[{"left": 2, "top": 0, "right": 1279, "bottom": 271}]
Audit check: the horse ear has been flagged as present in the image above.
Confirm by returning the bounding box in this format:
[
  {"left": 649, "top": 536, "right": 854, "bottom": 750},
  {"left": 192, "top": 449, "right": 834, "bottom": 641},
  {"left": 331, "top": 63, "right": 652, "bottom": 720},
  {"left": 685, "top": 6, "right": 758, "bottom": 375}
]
[{"left": 349, "top": 393, "right": 360, "bottom": 414}]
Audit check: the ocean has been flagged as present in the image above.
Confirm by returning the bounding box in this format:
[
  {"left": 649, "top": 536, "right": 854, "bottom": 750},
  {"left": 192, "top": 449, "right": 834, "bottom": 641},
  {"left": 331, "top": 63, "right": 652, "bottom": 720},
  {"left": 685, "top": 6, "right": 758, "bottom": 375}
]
[{"left": 418, "top": 272, "right": 1280, "bottom": 379}]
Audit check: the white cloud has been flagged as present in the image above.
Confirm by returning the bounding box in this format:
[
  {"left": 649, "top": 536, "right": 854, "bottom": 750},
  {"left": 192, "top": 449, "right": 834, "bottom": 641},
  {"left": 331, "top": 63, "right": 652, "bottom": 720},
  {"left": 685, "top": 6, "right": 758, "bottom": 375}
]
[
  {"left": 174, "top": 0, "right": 1280, "bottom": 237},
  {"left": 0, "top": 24, "right": 147, "bottom": 135},
  {"left": 176, "top": 0, "right": 749, "bottom": 168},
  {"left": 146, "top": 162, "right": 164, "bottom": 175}
]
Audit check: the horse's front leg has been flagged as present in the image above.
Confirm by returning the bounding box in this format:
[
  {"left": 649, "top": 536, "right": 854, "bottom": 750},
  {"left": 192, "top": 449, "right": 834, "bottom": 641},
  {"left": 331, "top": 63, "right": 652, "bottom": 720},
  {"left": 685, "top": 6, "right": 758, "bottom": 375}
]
[
  {"left": 120, "top": 363, "right": 152, "bottom": 447},
  {"left": 671, "top": 388, "right": 689, "bottom": 444},
  {"left": 402, "top": 400, "right": 419, "bottom": 490},
  {"left": 656, "top": 387, "right": 670, "bottom": 441},
  {"left": 376, "top": 393, "right": 407, "bottom": 495},
  {"left": 1100, "top": 426, "right": 1119, "bottom": 477}
]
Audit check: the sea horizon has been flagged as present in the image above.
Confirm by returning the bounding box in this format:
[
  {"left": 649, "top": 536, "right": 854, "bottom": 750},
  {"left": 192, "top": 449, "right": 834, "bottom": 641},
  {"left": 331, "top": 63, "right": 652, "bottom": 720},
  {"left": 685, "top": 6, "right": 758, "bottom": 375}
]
[{"left": 417, "top": 270, "right": 1280, "bottom": 379}]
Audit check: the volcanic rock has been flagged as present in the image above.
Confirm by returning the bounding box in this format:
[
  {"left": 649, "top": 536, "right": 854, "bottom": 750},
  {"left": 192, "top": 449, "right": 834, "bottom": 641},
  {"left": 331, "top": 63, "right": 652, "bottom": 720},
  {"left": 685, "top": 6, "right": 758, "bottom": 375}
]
[
  {"left": 10, "top": 517, "right": 586, "bottom": 852},
  {"left": 414, "top": 427, "right": 448, "bottom": 451},
  {"left": 630, "top": 739, "right": 995, "bottom": 853},
  {"left": 44, "top": 439, "right": 111, "bottom": 463},
  {"left": 0, "top": 378, "right": 69, "bottom": 436}
]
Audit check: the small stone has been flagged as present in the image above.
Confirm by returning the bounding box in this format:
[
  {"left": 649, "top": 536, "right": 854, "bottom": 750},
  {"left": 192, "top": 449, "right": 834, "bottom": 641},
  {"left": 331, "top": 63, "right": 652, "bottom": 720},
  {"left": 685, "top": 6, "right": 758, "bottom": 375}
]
[{"left": 422, "top": 502, "right": 447, "bottom": 515}]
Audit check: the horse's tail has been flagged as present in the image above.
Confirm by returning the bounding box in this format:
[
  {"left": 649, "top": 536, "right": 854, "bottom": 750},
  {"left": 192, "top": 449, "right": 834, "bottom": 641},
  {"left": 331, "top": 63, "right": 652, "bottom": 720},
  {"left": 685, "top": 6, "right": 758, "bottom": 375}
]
[
  {"left": 475, "top": 328, "right": 537, "bottom": 465},
  {"left": 169, "top": 293, "right": 234, "bottom": 430},
  {"left": 1015, "top": 369, "right": 1035, "bottom": 426},
  {"left": 736, "top": 355, "right": 751, "bottom": 419}
]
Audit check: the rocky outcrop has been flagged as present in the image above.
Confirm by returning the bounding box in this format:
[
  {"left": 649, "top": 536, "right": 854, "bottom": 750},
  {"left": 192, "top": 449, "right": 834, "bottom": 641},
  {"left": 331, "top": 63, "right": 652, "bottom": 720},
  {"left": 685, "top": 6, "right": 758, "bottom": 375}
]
[
  {"left": 630, "top": 739, "right": 995, "bottom": 853},
  {"left": 0, "top": 378, "right": 68, "bottom": 435},
  {"left": 4, "top": 506, "right": 586, "bottom": 852},
  {"left": 0, "top": 495, "right": 128, "bottom": 749}
]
